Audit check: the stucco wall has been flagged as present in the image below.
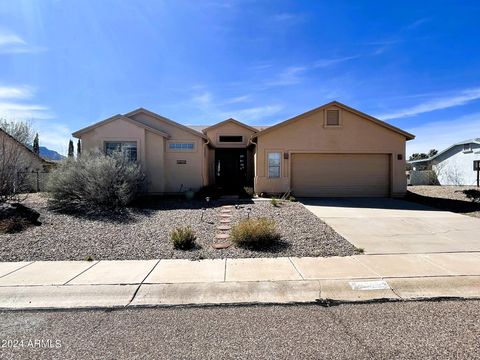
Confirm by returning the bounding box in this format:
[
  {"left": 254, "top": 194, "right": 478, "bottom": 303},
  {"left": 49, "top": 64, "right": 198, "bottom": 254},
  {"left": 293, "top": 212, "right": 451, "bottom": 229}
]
[
  {"left": 79, "top": 118, "right": 147, "bottom": 166},
  {"left": 255, "top": 106, "right": 408, "bottom": 197},
  {"left": 432, "top": 144, "right": 480, "bottom": 185}
]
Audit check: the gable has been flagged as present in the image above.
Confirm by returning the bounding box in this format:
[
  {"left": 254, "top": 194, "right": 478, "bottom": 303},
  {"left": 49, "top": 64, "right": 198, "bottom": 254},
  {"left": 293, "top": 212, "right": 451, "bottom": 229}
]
[
  {"left": 256, "top": 101, "right": 414, "bottom": 140},
  {"left": 257, "top": 104, "right": 407, "bottom": 153},
  {"left": 125, "top": 108, "right": 207, "bottom": 140},
  {"left": 204, "top": 120, "right": 257, "bottom": 147}
]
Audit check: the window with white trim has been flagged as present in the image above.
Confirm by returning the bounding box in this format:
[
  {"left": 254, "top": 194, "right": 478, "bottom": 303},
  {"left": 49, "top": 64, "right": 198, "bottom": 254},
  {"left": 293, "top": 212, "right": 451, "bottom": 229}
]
[
  {"left": 168, "top": 142, "right": 195, "bottom": 151},
  {"left": 325, "top": 109, "right": 340, "bottom": 126},
  {"left": 105, "top": 141, "right": 137, "bottom": 161},
  {"left": 463, "top": 143, "right": 472, "bottom": 152},
  {"left": 268, "top": 152, "right": 281, "bottom": 178}
]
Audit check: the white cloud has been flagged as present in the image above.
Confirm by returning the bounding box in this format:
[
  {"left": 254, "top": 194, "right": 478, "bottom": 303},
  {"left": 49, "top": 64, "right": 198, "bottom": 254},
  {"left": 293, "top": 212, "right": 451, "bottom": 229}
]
[
  {"left": 192, "top": 91, "right": 212, "bottom": 107},
  {"left": 0, "top": 85, "right": 34, "bottom": 99},
  {"left": 405, "top": 112, "right": 480, "bottom": 156},
  {"left": 222, "top": 105, "right": 283, "bottom": 121},
  {"left": 223, "top": 95, "right": 251, "bottom": 104},
  {"left": 313, "top": 56, "right": 359, "bottom": 68},
  {"left": 0, "top": 31, "right": 26, "bottom": 46},
  {"left": 0, "top": 102, "right": 53, "bottom": 120},
  {"left": 378, "top": 87, "right": 480, "bottom": 120},
  {"left": 0, "top": 28, "right": 46, "bottom": 54},
  {"left": 265, "top": 66, "right": 307, "bottom": 87}
]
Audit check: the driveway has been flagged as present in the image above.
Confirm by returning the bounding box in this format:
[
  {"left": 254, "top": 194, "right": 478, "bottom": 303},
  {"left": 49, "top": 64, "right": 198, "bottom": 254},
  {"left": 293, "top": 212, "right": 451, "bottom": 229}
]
[{"left": 301, "top": 198, "right": 480, "bottom": 254}]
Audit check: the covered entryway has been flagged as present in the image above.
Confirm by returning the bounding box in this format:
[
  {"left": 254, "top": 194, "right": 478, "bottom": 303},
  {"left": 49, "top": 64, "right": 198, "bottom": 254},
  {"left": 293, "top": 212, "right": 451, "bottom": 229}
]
[
  {"left": 291, "top": 153, "right": 390, "bottom": 197},
  {"left": 215, "top": 148, "right": 253, "bottom": 193}
]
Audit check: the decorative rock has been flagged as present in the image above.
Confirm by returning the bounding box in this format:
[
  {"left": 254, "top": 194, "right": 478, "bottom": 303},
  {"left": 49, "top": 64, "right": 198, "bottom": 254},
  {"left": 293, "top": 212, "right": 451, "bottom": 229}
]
[
  {"left": 216, "top": 225, "right": 231, "bottom": 231},
  {"left": 220, "top": 209, "right": 232, "bottom": 214},
  {"left": 221, "top": 205, "right": 234, "bottom": 209},
  {"left": 220, "top": 214, "right": 232, "bottom": 218},
  {"left": 211, "top": 242, "right": 232, "bottom": 249},
  {"left": 0, "top": 203, "right": 40, "bottom": 224},
  {"left": 215, "top": 233, "right": 230, "bottom": 240},
  {"left": 220, "top": 219, "right": 231, "bottom": 223}
]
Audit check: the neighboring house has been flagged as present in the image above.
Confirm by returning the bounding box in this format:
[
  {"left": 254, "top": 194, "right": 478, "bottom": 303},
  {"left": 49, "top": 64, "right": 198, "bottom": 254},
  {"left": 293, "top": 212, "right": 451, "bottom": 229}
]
[
  {"left": 409, "top": 139, "right": 480, "bottom": 186},
  {"left": 0, "top": 128, "right": 54, "bottom": 191},
  {"left": 72, "top": 101, "right": 415, "bottom": 197}
]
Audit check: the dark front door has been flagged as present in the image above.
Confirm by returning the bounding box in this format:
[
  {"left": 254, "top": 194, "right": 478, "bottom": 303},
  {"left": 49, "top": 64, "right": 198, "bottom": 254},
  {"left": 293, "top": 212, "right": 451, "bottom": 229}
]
[{"left": 215, "top": 149, "right": 247, "bottom": 193}]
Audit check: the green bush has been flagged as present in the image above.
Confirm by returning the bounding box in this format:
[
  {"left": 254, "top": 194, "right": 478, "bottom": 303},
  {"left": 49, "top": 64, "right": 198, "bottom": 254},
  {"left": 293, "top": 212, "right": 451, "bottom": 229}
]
[
  {"left": 171, "top": 226, "right": 197, "bottom": 250},
  {"left": 270, "top": 198, "right": 279, "bottom": 207},
  {"left": 46, "top": 151, "right": 145, "bottom": 211},
  {"left": 288, "top": 196, "right": 297, "bottom": 202},
  {"left": 230, "top": 218, "right": 281, "bottom": 249}
]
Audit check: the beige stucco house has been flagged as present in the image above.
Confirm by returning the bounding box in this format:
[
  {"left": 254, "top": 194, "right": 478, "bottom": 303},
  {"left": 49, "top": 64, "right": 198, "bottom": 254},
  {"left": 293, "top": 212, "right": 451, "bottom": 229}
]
[{"left": 72, "top": 101, "right": 414, "bottom": 197}]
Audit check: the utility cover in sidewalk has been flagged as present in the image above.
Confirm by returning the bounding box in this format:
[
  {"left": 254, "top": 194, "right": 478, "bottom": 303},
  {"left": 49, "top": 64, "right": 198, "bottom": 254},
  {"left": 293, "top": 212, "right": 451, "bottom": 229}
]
[{"left": 349, "top": 280, "right": 390, "bottom": 291}]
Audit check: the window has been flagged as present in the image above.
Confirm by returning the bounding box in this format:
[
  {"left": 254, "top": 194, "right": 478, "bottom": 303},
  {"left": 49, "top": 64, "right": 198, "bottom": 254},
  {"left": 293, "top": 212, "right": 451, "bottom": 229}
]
[
  {"left": 326, "top": 109, "right": 340, "bottom": 126},
  {"left": 105, "top": 141, "right": 137, "bottom": 161},
  {"left": 463, "top": 143, "right": 472, "bottom": 152},
  {"left": 219, "top": 135, "right": 243, "bottom": 143},
  {"left": 268, "top": 152, "right": 281, "bottom": 178},
  {"left": 168, "top": 142, "right": 195, "bottom": 151}
]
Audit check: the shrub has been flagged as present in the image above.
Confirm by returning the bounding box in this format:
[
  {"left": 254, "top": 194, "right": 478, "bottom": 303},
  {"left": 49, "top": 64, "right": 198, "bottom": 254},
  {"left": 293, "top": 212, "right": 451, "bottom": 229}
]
[
  {"left": 230, "top": 217, "right": 281, "bottom": 249},
  {"left": 0, "top": 217, "right": 30, "bottom": 234},
  {"left": 243, "top": 187, "right": 255, "bottom": 198},
  {"left": 171, "top": 226, "right": 197, "bottom": 250},
  {"left": 270, "top": 198, "right": 280, "bottom": 207},
  {"left": 288, "top": 196, "right": 297, "bottom": 202},
  {"left": 463, "top": 189, "right": 480, "bottom": 203},
  {"left": 46, "top": 151, "right": 145, "bottom": 211}
]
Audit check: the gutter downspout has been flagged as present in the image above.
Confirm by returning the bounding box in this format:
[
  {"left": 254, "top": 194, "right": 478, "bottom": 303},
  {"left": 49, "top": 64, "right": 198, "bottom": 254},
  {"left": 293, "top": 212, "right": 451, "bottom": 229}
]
[
  {"left": 248, "top": 135, "right": 258, "bottom": 193},
  {"left": 202, "top": 136, "right": 210, "bottom": 187}
]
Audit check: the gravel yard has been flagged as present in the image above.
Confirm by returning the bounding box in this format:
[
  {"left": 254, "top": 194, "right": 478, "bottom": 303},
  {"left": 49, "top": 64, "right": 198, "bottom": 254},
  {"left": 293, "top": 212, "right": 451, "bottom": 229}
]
[
  {"left": 407, "top": 185, "right": 480, "bottom": 218},
  {"left": 0, "top": 194, "right": 355, "bottom": 261}
]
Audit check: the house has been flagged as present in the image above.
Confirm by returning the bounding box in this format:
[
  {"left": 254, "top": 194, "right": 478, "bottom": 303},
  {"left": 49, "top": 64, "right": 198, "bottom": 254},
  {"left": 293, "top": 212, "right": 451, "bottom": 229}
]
[
  {"left": 0, "top": 128, "right": 54, "bottom": 192},
  {"left": 409, "top": 138, "right": 480, "bottom": 186},
  {"left": 72, "top": 101, "right": 415, "bottom": 197}
]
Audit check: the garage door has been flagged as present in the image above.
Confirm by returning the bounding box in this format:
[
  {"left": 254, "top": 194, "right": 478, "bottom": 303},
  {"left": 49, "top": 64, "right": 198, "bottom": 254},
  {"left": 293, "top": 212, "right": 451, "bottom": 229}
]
[{"left": 291, "top": 153, "right": 390, "bottom": 197}]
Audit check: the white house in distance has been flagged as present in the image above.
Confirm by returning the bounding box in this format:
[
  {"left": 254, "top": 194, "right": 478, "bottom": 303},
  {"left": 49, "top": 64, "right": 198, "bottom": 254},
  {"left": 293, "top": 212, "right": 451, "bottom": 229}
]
[{"left": 409, "top": 138, "right": 480, "bottom": 186}]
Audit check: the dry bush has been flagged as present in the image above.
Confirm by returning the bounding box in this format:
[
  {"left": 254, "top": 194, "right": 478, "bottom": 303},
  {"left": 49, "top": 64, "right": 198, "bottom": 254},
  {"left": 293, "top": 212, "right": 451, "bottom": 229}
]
[
  {"left": 230, "top": 217, "right": 281, "bottom": 249},
  {"left": 171, "top": 226, "right": 197, "bottom": 250},
  {"left": 46, "top": 151, "right": 145, "bottom": 211}
]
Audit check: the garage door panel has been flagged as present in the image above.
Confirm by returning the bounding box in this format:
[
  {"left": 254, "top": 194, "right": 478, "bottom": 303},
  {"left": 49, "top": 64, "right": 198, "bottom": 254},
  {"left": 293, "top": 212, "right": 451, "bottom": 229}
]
[{"left": 291, "top": 154, "right": 390, "bottom": 197}]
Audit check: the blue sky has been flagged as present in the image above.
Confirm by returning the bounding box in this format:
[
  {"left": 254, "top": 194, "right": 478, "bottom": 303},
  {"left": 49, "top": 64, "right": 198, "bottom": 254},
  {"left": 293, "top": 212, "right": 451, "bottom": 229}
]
[{"left": 1, "top": 0, "right": 479, "bottom": 155}]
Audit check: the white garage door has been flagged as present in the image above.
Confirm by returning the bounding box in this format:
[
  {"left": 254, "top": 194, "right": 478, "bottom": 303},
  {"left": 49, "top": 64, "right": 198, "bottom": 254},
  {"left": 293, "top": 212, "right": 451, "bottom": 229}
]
[{"left": 291, "top": 153, "right": 390, "bottom": 197}]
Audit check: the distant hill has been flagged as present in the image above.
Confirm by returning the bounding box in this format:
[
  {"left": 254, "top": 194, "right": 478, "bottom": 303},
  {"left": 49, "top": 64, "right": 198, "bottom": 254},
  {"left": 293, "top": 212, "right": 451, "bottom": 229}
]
[{"left": 39, "top": 146, "right": 65, "bottom": 161}]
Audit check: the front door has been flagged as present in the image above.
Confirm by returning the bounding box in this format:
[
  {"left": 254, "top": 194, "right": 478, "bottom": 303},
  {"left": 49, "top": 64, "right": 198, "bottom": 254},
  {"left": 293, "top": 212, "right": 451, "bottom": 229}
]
[{"left": 215, "top": 149, "right": 247, "bottom": 193}]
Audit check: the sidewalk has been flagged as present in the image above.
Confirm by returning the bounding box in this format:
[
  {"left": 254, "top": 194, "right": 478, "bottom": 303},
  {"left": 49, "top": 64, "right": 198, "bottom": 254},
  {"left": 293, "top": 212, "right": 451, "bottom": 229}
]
[{"left": 0, "top": 252, "right": 479, "bottom": 310}]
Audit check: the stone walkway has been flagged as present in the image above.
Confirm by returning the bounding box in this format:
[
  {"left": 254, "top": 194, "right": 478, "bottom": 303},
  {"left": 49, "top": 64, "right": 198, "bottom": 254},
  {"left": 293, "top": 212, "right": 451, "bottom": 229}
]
[
  {"left": 212, "top": 205, "right": 233, "bottom": 249},
  {"left": 0, "top": 252, "right": 478, "bottom": 310}
]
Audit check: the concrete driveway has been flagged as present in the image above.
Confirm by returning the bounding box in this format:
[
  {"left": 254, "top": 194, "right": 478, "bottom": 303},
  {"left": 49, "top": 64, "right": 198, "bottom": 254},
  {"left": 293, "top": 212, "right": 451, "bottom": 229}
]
[{"left": 302, "top": 198, "right": 480, "bottom": 254}]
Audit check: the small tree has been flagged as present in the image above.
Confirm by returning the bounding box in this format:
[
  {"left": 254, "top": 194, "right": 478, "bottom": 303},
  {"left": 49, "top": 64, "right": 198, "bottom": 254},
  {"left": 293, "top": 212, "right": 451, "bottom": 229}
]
[
  {"left": 428, "top": 149, "right": 438, "bottom": 158},
  {"left": 77, "top": 139, "right": 81, "bottom": 157},
  {"left": 0, "top": 119, "right": 34, "bottom": 146},
  {"left": 33, "top": 133, "right": 39, "bottom": 155},
  {"left": 67, "top": 140, "right": 74, "bottom": 158}
]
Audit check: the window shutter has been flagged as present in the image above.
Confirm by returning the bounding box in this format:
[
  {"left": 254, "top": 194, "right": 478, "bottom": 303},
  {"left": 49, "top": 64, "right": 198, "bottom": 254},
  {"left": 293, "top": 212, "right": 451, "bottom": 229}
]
[{"left": 326, "top": 110, "right": 340, "bottom": 126}]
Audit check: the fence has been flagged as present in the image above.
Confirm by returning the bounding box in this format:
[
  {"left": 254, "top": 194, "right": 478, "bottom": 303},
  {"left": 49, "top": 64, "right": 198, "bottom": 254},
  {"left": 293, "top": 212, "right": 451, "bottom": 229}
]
[
  {"left": 19, "top": 171, "right": 51, "bottom": 192},
  {"left": 409, "top": 170, "right": 438, "bottom": 186}
]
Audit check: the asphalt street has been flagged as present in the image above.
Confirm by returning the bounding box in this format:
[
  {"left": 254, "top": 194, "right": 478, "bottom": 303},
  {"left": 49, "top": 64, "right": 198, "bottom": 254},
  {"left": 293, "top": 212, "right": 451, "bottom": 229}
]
[{"left": 0, "top": 300, "right": 479, "bottom": 359}]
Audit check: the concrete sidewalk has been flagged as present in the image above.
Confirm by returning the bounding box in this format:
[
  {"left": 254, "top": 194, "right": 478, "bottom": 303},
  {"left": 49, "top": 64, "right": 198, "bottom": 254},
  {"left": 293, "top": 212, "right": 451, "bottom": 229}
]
[{"left": 0, "top": 253, "right": 478, "bottom": 310}]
